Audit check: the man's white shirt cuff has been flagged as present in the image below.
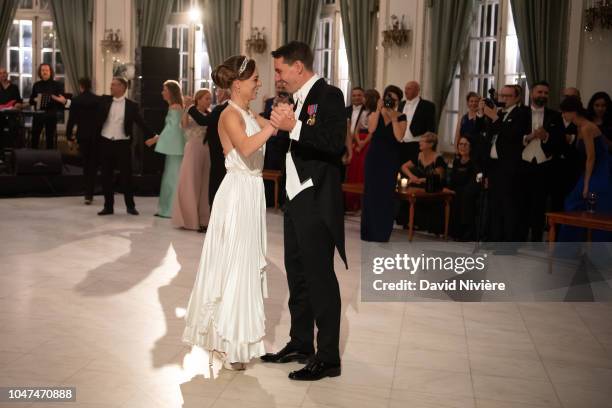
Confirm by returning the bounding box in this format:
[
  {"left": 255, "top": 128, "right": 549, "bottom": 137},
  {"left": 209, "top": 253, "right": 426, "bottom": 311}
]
[{"left": 289, "top": 119, "right": 302, "bottom": 141}]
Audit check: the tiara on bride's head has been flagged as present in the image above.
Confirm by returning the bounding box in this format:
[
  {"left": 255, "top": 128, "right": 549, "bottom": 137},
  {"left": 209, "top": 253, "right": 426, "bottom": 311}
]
[{"left": 238, "top": 57, "right": 249, "bottom": 75}]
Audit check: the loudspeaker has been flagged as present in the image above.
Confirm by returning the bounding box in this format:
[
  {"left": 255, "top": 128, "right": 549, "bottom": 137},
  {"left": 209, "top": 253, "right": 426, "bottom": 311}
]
[
  {"left": 137, "top": 47, "right": 180, "bottom": 78},
  {"left": 133, "top": 47, "right": 180, "bottom": 110},
  {"left": 135, "top": 108, "right": 167, "bottom": 175},
  {"left": 131, "top": 47, "right": 179, "bottom": 175},
  {"left": 13, "top": 148, "right": 62, "bottom": 175}
]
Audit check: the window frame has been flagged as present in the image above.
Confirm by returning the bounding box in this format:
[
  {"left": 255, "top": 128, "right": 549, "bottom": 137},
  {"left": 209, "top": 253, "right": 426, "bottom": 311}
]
[
  {"left": 166, "top": 0, "right": 213, "bottom": 97},
  {"left": 439, "top": 0, "right": 527, "bottom": 150},
  {"left": 313, "top": 0, "right": 350, "bottom": 103}
]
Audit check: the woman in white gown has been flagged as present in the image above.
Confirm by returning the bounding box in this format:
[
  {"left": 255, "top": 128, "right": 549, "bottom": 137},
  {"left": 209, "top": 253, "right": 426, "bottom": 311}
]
[{"left": 182, "top": 55, "right": 278, "bottom": 370}]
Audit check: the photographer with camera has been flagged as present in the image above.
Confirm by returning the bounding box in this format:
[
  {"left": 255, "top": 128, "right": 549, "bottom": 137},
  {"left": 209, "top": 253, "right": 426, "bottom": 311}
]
[
  {"left": 361, "top": 85, "right": 407, "bottom": 242},
  {"left": 480, "top": 85, "right": 531, "bottom": 247}
]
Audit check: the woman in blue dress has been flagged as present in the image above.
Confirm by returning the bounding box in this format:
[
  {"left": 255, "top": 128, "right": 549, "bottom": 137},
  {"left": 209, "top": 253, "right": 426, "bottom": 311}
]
[
  {"left": 361, "top": 85, "right": 407, "bottom": 242},
  {"left": 559, "top": 96, "right": 612, "bottom": 241},
  {"left": 145, "top": 80, "right": 186, "bottom": 217}
]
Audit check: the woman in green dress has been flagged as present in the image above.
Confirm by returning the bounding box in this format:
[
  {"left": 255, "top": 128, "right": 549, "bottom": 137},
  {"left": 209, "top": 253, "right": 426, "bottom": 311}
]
[{"left": 145, "top": 80, "right": 186, "bottom": 217}]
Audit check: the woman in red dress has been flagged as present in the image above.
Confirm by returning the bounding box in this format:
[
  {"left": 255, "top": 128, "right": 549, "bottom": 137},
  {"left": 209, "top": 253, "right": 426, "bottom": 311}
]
[{"left": 345, "top": 89, "right": 380, "bottom": 212}]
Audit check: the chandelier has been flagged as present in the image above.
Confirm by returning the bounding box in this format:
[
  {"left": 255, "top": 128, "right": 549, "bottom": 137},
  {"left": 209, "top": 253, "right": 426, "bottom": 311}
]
[{"left": 584, "top": 0, "right": 612, "bottom": 32}]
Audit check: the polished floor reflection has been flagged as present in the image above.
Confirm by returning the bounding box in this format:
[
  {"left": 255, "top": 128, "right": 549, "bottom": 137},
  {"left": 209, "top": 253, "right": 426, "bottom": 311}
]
[{"left": 0, "top": 197, "right": 611, "bottom": 408}]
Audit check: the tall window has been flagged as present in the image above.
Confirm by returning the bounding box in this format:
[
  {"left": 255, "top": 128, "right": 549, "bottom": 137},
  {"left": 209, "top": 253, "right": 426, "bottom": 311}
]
[
  {"left": 313, "top": 0, "right": 350, "bottom": 102},
  {"left": 4, "top": 0, "right": 64, "bottom": 99},
  {"left": 166, "top": 0, "right": 212, "bottom": 96},
  {"left": 439, "top": 0, "right": 526, "bottom": 149},
  {"left": 314, "top": 18, "right": 333, "bottom": 83}
]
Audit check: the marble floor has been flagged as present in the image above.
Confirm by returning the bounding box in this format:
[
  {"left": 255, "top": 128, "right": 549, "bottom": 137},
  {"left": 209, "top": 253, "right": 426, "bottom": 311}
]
[{"left": 0, "top": 196, "right": 611, "bottom": 408}]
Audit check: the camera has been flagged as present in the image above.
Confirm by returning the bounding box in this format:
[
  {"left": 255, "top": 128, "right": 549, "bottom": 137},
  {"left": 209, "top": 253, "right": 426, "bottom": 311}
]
[
  {"left": 483, "top": 87, "right": 504, "bottom": 109},
  {"left": 383, "top": 96, "right": 396, "bottom": 109}
]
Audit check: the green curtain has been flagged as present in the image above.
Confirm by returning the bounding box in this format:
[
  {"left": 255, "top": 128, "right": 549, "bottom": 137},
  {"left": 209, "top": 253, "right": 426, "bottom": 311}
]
[
  {"left": 281, "top": 0, "right": 321, "bottom": 49},
  {"left": 0, "top": 0, "right": 18, "bottom": 61},
  {"left": 428, "top": 0, "right": 475, "bottom": 125},
  {"left": 199, "top": 0, "right": 241, "bottom": 70},
  {"left": 510, "top": 0, "right": 570, "bottom": 107},
  {"left": 340, "top": 0, "right": 378, "bottom": 89},
  {"left": 49, "top": 0, "right": 93, "bottom": 92},
  {"left": 136, "top": 0, "right": 174, "bottom": 47}
]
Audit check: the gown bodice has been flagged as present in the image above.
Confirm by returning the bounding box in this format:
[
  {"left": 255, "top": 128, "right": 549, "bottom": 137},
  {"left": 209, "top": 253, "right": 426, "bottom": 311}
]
[{"left": 224, "top": 101, "right": 265, "bottom": 177}]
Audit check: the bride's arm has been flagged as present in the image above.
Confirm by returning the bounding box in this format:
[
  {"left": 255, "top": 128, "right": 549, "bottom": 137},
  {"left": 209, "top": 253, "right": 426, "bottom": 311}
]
[
  {"left": 255, "top": 113, "right": 269, "bottom": 128},
  {"left": 220, "top": 108, "right": 275, "bottom": 158}
]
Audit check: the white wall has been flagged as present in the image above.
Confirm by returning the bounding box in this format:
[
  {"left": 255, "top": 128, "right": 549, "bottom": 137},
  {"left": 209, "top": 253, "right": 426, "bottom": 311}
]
[
  {"left": 566, "top": 0, "right": 612, "bottom": 101},
  {"left": 92, "top": 0, "right": 134, "bottom": 96},
  {"left": 241, "top": 0, "right": 280, "bottom": 113},
  {"left": 375, "top": 0, "right": 427, "bottom": 95}
]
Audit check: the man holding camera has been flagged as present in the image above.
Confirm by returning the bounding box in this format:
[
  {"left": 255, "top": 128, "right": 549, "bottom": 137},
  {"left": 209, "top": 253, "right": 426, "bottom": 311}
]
[{"left": 481, "top": 85, "right": 530, "bottom": 245}]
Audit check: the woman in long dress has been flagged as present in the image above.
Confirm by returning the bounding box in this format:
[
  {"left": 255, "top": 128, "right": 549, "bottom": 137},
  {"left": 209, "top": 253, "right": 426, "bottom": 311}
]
[
  {"left": 145, "top": 80, "right": 186, "bottom": 217},
  {"left": 559, "top": 96, "right": 612, "bottom": 241},
  {"left": 172, "top": 89, "right": 212, "bottom": 231},
  {"left": 182, "top": 56, "right": 278, "bottom": 370}
]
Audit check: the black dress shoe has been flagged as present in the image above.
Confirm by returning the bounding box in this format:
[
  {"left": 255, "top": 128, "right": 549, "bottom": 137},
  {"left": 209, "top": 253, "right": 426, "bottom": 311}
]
[
  {"left": 84, "top": 197, "right": 93, "bottom": 205},
  {"left": 288, "top": 359, "right": 341, "bottom": 381},
  {"left": 127, "top": 208, "right": 139, "bottom": 215},
  {"left": 260, "top": 344, "right": 313, "bottom": 364},
  {"left": 98, "top": 208, "right": 113, "bottom": 215}
]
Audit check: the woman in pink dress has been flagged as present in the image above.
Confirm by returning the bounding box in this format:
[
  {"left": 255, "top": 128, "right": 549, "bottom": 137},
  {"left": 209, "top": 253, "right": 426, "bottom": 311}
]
[{"left": 172, "top": 89, "right": 212, "bottom": 231}]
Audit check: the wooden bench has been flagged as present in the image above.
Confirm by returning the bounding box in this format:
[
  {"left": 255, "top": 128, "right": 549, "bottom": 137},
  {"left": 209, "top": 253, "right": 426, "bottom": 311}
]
[
  {"left": 341, "top": 182, "right": 455, "bottom": 241},
  {"left": 546, "top": 211, "right": 612, "bottom": 244},
  {"left": 262, "top": 169, "right": 282, "bottom": 209}
]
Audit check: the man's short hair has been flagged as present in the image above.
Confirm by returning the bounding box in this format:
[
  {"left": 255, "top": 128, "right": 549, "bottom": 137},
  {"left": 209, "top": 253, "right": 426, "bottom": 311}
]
[
  {"left": 79, "top": 77, "right": 92, "bottom": 91},
  {"left": 503, "top": 84, "right": 520, "bottom": 97},
  {"left": 113, "top": 77, "right": 128, "bottom": 89},
  {"left": 271, "top": 41, "right": 314, "bottom": 71},
  {"left": 532, "top": 80, "right": 550, "bottom": 90},
  {"left": 351, "top": 86, "right": 365, "bottom": 93}
]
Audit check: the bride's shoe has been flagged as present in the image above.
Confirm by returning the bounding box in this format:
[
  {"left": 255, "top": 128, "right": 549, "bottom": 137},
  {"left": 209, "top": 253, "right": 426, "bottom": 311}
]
[{"left": 211, "top": 350, "right": 246, "bottom": 371}]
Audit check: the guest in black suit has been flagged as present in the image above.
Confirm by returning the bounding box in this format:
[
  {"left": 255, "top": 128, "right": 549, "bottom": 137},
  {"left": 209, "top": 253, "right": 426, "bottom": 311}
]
[
  {"left": 0, "top": 67, "right": 23, "bottom": 150},
  {"left": 260, "top": 81, "right": 290, "bottom": 207},
  {"left": 186, "top": 88, "right": 230, "bottom": 206},
  {"left": 397, "top": 81, "right": 436, "bottom": 165},
  {"left": 261, "top": 81, "right": 287, "bottom": 119},
  {"left": 362, "top": 85, "right": 407, "bottom": 242},
  {"left": 29, "top": 63, "right": 69, "bottom": 149},
  {"left": 520, "top": 81, "right": 564, "bottom": 241},
  {"left": 481, "top": 84, "right": 531, "bottom": 244},
  {"left": 0, "top": 67, "right": 22, "bottom": 108},
  {"left": 344, "top": 87, "right": 365, "bottom": 166},
  {"left": 97, "top": 77, "right": 156, "bottom": 216},
  {"left": 66, "top": 78, "right": 100, "bottom": 205},
  {"left": 262, "top": 42, "right": 347, "bottom": 382}
]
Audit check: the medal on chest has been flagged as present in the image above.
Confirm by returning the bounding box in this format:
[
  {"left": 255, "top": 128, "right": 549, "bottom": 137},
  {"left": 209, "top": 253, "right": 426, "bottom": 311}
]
[{"left": 306, "top": 104, "right": 318, "bottom": 126}]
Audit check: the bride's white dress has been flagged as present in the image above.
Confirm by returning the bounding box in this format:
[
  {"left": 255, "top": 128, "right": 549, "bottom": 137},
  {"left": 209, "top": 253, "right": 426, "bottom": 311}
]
[{"left": 182, "top": 100, "right": 267, "bottom": 363}]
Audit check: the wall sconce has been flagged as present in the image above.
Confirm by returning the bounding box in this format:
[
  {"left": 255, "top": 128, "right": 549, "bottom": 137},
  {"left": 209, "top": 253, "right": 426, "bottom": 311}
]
[
  {"left": 584, "top": 0, "right": 612, "bottom": 33},
  {"left": 246, "top": 27, "right": 267, "bottom": 54},
  {"left": 382, "top": 15, "right": 410, "bottom": 48},
  {"left": 101, "top": 29, "right": 123, "bottom": 54}
]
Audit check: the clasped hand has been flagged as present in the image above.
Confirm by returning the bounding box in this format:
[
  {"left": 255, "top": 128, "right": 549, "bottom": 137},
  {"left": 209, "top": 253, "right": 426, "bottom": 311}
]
[{"left": 270, "top": 103, "right": 296, "bottom": 131}]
